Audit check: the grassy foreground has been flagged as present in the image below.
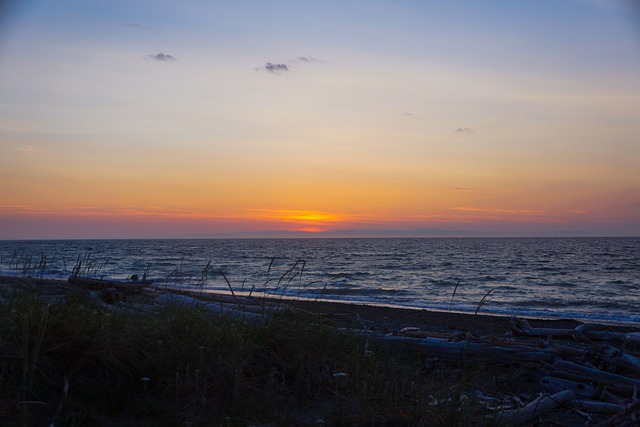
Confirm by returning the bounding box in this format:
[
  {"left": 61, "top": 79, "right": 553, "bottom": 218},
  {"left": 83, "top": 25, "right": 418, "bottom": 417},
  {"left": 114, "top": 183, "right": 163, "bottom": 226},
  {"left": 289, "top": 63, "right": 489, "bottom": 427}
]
[{"left": 0, "top": 288, "right": 509, "bottom": 426}]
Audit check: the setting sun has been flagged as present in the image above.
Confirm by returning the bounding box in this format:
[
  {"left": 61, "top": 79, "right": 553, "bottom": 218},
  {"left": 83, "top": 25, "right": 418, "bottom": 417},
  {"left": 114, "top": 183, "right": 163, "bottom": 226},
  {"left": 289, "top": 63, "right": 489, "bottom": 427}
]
[{"left": 245, "top": 209, "right": 347, "bottom": 233}]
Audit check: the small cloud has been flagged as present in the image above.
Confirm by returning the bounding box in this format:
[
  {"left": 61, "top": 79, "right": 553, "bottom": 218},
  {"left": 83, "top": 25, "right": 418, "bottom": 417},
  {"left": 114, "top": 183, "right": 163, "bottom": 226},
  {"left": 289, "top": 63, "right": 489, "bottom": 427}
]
[
  {"left": 264, "top": 62, "right": 289, "bottom": 73},
  {"left": 297, "top": 55, "right": 322, "bottom": 63},
  {"left": 400, "top": 111, "right": 422, "bottom": 120},
  {"left": 19, "top": 145, "right": 37, "bottom": 154},
  {"left": 257, "top": 56, "right": 324, "bottom": 73},
  {"left": 147, "top": 53, "right": 176, "bottom": 62},
  {"left": 455, "top": 127, "right": 474, "bottom": 134}
]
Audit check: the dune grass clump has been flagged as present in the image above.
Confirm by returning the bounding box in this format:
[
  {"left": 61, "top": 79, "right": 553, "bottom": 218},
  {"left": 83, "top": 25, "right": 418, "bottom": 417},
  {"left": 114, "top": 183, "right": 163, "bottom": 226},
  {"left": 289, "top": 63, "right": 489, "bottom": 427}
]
[{"left": 0, "top": 288, "right": 496, "bottom": 426}]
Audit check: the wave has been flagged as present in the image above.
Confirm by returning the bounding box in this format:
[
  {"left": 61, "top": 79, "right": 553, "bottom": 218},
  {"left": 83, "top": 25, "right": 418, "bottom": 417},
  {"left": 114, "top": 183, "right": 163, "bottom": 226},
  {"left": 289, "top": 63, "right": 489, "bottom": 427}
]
[{"left": 316, "top": 287, "right": 410, "bottom": 297}]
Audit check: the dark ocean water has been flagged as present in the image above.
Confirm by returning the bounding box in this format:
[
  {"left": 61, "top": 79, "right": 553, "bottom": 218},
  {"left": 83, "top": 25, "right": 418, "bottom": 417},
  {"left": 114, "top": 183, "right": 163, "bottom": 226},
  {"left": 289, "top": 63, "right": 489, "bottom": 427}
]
[{"left": 1, "top": 238, "right": 638, "bottom": 323}]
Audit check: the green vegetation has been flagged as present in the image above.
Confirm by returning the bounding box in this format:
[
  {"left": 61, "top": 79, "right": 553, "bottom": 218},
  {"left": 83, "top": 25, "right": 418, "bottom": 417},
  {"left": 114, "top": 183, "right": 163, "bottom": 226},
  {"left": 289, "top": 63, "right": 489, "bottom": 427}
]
[{"left": 0, "top": 288, "right": 503, "bottom": 426}]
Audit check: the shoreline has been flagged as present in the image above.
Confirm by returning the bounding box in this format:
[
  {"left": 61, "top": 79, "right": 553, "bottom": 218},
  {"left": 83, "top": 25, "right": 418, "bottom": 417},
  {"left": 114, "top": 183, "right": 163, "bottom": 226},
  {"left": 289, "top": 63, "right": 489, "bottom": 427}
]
[
  {"left": 0, "top": 275, "right": 598, "bottom": 336},
  {"left": 3, "top": 274, "right": 640, "bottom": 336},
  {"left": 186, "top": 287, "right": 640, "bottom": 328}
]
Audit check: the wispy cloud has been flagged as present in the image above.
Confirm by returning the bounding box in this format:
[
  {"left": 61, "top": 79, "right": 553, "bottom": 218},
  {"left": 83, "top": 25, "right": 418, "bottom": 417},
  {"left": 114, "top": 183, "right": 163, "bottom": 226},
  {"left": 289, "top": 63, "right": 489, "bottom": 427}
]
[
  {"left": 263, "top": 62, "right": 289, "bottom": 73},
  {"left": 19, "top": 145, "right": 38, "bottom": 154},
  {"left": 451, "top": 207, "right": 544, "bottom": 214},
  {"left": 257, "top": 55, "right": 324, "bottom": 74},
  {"left": 147, "top": 53, "right": 176, "bottom": 62},
  {"left": 455, "top": 127, "right": 474, "bottom": 134},
  {"left": 296, "top": 55, "right": 322, "bottom": 63},
  {"left": 400, "top": 111, "right": 420, "bottom": 120}
]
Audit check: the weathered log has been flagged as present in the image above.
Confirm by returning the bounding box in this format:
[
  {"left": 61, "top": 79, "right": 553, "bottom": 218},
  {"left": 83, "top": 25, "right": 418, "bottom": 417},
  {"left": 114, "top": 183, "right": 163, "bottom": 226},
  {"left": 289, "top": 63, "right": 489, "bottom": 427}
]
[
  {"left": 571, "top": 399, "right": 624, "bottom": 415},
  {"left": 544, "top": 336, "right": 588, "bottom": 359},
  {"left": 598, "top": 344, "right": 640, "bottom": 375},
  {"left": 624, "top": 333, "right": 640, "bottom": 355},
  {"left": 574, "top": 323, "right": 629, "bottom": 343},
  {"left": 155, "top": 293, "right": 259, "bottom": 320},
  {"left": 540, "top": 376, "right": 597, "bottom": 398},
  {"left": 512, "top": 316, "right": 640, "bottom": 344},
  {"left": 372, "top": 335, "right": 560, "bottom": 363},
  {"left": 511, "top": 316, "right": 574, "bottom": 339},
  {"left": 68, "top": 276, "right": 148, "bottom": 294},
  {"left": 398, "top": 328, "right": 451, "bottom": 339},
  {"left": 601, "top": 391, "right": 627, "bottom": 405},
  {"left": 594, "top": 398, "right": 640, "bottom": 427},
  {"left": 495, "top": 390, "right": 574, "bottom": 425},
  {"left": 171, "top": 289, "right": 248, "bottom": 306},
  {"left": 544, "top": 368, "right": 634, "bottom": 395},
  {"left": 553, "top": 360, "right": 640, "bottom": 391}
]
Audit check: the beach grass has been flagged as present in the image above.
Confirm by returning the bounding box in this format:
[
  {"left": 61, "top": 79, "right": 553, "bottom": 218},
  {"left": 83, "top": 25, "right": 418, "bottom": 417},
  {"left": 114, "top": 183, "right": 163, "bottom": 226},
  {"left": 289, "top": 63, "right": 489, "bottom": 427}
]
[{"left": 0, "top": 285, "right": 509, "bottom": 426}]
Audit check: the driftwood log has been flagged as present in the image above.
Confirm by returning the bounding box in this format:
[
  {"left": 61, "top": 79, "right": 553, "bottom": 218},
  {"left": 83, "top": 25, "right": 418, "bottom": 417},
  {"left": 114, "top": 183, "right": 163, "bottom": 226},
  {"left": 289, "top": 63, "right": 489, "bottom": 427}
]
[
  {"left": 512, "top": 315, "right": 640, "bottom": 344},
  {"left": 540, "top": 376, "right": 598, "bottom": 398},
  {"left": 68, "top": 276, "right": 150, "bottom": 294},
  {"left": 598, "top": 343, "right": 640, "bottom": 374},
  {"left": 550, "top": 359, "right": 640, "bottom": 392},
  {"left": 594, "top": 398, "right": 640, "bottom": 427},
  {"left": 494, "top": 389, "right": 574, "bottom": 425},
  {"left": 375, "top": 334, "right": 560, "bottom": 363}
]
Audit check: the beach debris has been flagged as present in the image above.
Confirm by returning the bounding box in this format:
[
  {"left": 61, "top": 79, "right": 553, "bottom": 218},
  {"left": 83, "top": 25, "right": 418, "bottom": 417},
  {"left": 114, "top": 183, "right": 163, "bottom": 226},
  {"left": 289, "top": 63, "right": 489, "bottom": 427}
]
[
  {"left": 511, "top": 316, "right": 638, "bottom": 343},
  {"left": 494, "top": 389, "right": 575, "bottom": 425},
  {"left": 594, "top": 399, "right": 640, "bottom": 427},
  {"left": 598, "top": 343, "right": 640, "bottom": 374},
  {"left": 154, "top": 292, "right": 261, "bottom": 320},
  {"left": 375, "top": 334, "right": 560, "bottom": 363},
  {"left": 68, "top": 276, "right": 149, "bottom": 294},
  {"left": 3, "top": 274, "right": 640, "bottom": 425},
  {"left": 367, "top": 315, "right": 640, "bottom": 424},
  {"left": 539, "top": 376, "right": 597, "bottom": 398}
]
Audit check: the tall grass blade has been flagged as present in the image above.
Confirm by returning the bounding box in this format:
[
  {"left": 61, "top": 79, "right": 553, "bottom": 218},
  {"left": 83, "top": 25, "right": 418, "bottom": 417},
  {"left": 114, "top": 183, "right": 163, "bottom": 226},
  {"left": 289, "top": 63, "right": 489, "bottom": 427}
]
[
  {"left": 449, "top": 279, "right": 461, "bottom": 310},
  {"left": 219, "top": 269, "right": 238, "bottom": 302},
  {"left": 267, "top": 256, "right": 276, "bottom": 277},
  {"left": 474, "top": 287, "right": 494, "bottom": 315}
]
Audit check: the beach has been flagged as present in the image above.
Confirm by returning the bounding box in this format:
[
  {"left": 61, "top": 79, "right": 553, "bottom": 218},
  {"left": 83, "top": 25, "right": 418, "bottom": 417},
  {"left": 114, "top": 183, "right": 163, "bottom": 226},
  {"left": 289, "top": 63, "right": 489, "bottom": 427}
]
[
  {"left": 1, "top": 274, "right": 587, "bottom": 337},
  {"left": 3, "top": 275, "right": 640, "bottom": 426}
]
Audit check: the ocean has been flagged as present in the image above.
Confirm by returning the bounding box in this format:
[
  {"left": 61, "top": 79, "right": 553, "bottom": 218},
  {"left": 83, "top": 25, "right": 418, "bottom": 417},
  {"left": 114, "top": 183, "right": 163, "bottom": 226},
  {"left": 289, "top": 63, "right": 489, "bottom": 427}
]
[{"left": 1, "top": 237, "right": 638, "bottom": 324}]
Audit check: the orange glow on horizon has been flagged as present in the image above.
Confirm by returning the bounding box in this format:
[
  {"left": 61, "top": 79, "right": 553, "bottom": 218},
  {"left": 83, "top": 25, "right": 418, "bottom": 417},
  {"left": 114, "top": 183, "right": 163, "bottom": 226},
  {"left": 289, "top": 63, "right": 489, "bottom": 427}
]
[
  {"left": 295, "top": 226, "right": 327, "bottom": 233},
  {"left": 0, "top": 204, "right": 611, "bottom": 226},
  {"left": 246, "top": 209, "right": 349, "bottom": 232},
  {"left": 251, "top": 209, "right": 341, "bottom": 222}
]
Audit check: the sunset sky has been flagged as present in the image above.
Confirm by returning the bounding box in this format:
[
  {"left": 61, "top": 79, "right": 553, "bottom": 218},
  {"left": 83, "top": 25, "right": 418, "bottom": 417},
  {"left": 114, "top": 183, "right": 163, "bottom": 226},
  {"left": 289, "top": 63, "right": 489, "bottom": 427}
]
[{"left": 1, "top": 0, "right": 639, "bottom": 239}]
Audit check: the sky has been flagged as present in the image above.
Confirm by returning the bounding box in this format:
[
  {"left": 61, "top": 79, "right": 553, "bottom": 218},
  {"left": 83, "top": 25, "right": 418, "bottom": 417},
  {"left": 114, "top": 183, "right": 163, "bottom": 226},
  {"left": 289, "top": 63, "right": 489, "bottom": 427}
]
[{"left": 0, "top": 0, "right": 639, "bottom": 239}]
